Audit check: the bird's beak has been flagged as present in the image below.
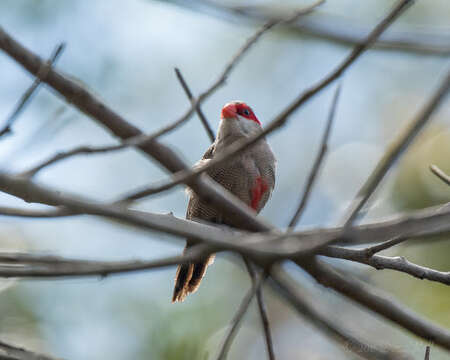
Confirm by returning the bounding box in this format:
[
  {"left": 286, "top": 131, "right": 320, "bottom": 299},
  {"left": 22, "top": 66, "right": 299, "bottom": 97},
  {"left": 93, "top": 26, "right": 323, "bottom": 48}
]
[{"left": 221, "top": 103, "right": 237, "bottom": 119}]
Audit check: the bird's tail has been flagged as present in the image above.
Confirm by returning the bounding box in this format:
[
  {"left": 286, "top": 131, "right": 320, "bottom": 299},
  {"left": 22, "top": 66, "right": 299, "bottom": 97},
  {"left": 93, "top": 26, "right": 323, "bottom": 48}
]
[{"left": 172, "top": 245, "right": 214, "bottom": 302}]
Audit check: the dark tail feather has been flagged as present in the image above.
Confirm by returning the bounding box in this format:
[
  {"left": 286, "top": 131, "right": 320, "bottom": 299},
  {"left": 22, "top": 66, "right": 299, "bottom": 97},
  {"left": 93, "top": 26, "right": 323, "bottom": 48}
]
[
  {"left": 172, "top": 262, "right": 193, "bottom": 303},
  {"left": 172, "top": 254, "right": 215, "bottom": 303}
]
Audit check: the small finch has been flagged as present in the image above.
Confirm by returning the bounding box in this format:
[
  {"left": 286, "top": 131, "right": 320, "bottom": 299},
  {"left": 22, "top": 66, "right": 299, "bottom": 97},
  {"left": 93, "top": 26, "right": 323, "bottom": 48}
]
[{"left": 172, "top": 101, "right": 276, "bottom": 302}]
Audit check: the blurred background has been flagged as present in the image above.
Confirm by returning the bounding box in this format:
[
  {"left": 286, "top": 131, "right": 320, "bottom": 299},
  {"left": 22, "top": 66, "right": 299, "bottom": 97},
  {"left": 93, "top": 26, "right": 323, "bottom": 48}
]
[{"left": 0, "top": 0, "right": 449, "bottom": 359}]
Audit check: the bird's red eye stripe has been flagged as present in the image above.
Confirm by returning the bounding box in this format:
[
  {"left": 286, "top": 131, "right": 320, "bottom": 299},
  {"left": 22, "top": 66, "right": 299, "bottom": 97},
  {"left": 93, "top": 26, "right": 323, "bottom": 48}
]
[{"left": 235, "top": 103, "right": 260, "bottom": 125}]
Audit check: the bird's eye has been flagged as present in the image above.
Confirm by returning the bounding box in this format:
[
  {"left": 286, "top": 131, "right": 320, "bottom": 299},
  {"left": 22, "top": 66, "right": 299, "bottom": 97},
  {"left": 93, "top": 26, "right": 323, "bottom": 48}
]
[{"left": 242, "top": 109, "right": 250, "bottom": 116}]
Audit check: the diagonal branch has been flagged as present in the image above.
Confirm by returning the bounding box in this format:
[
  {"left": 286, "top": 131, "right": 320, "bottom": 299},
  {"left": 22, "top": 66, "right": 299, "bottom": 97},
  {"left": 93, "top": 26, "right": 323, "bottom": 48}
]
[
  {"left": 0, "top": 205, "right": 71, "bottom": 218},
  {"left": 0, "top": 42, "right": 65, "bottom": 138},
  {"left": 424, "top": 346, "right": 430, "bottom": 360},
  {"left": 270, "top": 265, "right": 413, "bottom": 360},
  {"left": 243, "top": 259, "right": 275, "bottom": 360},
  {"left": 20, "top": 143, "right": 126, "bottom": 178},
  {"left": 0, "top": 339, "right": 57, "bottom": 360},
  {"left": 0, "top": 245, "right": 210, "bottom": 278},
  {"left": 320, "top": 246, "right": 450, "bottom": 286},
  {"left": 174, "top": 67, "right": 215, "bottom": 142},
  {"left": 299, "top": 258, "right": 450, "bottom": 351},
  {"left": 341, "top": 68, "right": 450, "bottom": 226},
  {"left": 288, "top": 83, "right": 341, "bottom": 228},
  {"left": 167, "top": 0, "right": 450, "bottom": 55},
  {"left": 430, "top": 164, "right": 450, "bottom": 186},
  {"left": 364, "top": 236, "right": 408, "bottom": 256},
  {"left": 215, "top": 272, "right": 265, "bottom": 360}
]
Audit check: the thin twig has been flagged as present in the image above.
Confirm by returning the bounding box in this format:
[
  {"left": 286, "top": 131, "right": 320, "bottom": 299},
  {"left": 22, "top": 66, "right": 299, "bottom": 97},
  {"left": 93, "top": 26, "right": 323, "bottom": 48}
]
[
  {"left": 270, "top": 264, "right": 413, "bottom": 360},
  {"left": 216, "top": 273, "right": 265, "bottom": 360},
  {"left": 364, "top": 236, "right": 408, "bottom": 256},
  {"left": 175, "top": 67, "right": 215, "bottom": 142},
  {"left": 320, "top": 246, "right": 450, "bottom": 286},
  {"left": 0, "top": 245, "right": 210, "bottom": 278},
  {"left": 288, "top": 83, "right": 341, "bottom": 228},
  {"left": 300, "top": 258, "right": 450, "bottom": 351},
  {"left": 21, "top": 143, "right": 126, "bottom": 177},
  {"left": 430, "top": 164, "right": 450, "bottom": 186},
  {"left": 0, "top": 206, "right": 71, "bottom": 218},
  {"left": 0, "top": 339, "right": 57, "bottom": 360},
  {"left": 0, "top": 42, "right": 65, "bottom": 138},
  {"left": 118, "top": 0, "right": 413, "bottom": 203},
  {"left": 243, "top": 259, "right": 275, "bottom": 360},
  {"left": 341, "top": 68, "right": 450, "bottom": 227},
  {"left": 176, "top": 0, "right": 450, "bottom": 55},
  {"left": 424, "top": 346, "right": 430, "bottom": 360}
]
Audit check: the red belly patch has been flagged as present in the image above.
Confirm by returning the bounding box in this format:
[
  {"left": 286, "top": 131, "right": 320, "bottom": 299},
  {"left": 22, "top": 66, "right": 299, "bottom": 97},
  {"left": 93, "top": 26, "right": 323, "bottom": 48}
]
[{"left": 251, "top": 177, "right": 269, "bottom": 211}]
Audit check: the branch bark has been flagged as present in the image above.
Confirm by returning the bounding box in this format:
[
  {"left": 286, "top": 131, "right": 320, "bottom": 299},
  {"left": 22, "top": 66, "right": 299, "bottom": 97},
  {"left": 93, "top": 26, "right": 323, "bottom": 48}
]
[
  {"left": 270, "top": 265, "right": 413, "bottom": 360},
  {"left": 299, "top": 258, "right": 450, "bottom": 351},
  {"left": 320, "top": 246, "right": 450, "bottom": 286}
]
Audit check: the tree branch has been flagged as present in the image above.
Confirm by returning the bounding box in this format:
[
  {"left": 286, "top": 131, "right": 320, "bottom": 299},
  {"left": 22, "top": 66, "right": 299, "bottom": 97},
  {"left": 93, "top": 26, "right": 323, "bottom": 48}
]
[
  {"left": 288, "top": 83, "right": 340, "bottom": 228},
  {"left": 341, "top": 67, "right": 450, "bottom": 226},
  {"left": 320, "top": 246, "right": 450, "bottom": 286},
  {"left": 174, "top": 67, "right": 215, "bottom": 142},
  {"left": 299, "top": 258, "right": 450, "bottom": 351},
  {"left": 243, "top": 259, "right": 275, "bottom": 360},
  {"left": 424, "top": 346, "right": 430, "bottom": 360},
  {"left": 0, "top": 42, "right": 65, "bottom": 138},
  {"left": 0, "top": 245, "right": 210, "bottom": 278},
  {"left": 270, "top": 265, "right": 413, "bottom": 360},
  {"left": 166, "top": 0, "right": 450, "bottom": 55},
  {"left": 430, "top": 164, "right": 450, "bottom": 186},
  {"left": 216, "top": 273, "right": 265, "bottom": 360},
  {"left": 0, "top": 339, "right": 57, "bottom": 360}
]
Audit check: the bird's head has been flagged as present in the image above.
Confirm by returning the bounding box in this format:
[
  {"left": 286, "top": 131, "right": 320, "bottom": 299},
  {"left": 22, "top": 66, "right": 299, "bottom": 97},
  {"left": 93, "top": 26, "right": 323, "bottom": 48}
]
[{"left": 218, "top": 101, "right": 261, "bottom": 139}]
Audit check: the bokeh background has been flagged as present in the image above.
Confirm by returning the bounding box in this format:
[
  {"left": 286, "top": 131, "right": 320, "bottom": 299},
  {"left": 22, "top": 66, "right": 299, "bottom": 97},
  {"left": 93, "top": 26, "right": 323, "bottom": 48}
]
[{"left": 0, "top": 0, "right": 449, "bottom": 359}]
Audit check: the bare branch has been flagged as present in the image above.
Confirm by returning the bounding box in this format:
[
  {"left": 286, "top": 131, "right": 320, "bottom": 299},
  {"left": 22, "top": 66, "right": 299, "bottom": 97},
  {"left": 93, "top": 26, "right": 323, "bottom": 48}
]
[
  {"left": 288, "top": 83, "right": 341, "bottom": 228},
  {"left": 0, "top": 42, "right": 65, "bottom": 138},
  {"left": 430, "top": 164, "right": 450, "bottom": 186},
  {"left": 300, "top": 258, "right": 450, "bottom": 351},
  {"left": 20, "top": 143, "right": 126, "bottom": 178},
  {"left": 0, "top": 205, "right": 71, "bottom": 218},
  {"left": 0, "top": 339, "right": 57, "bottom": 360},
  {"left": 320, "top": 246, "right": 450, "bottom": 286},
  {"left": 0, "top": 245, "right": 209, "bottom": 278},
  {"left": 216, "top": 273, "right": 265, "bottom": 360},
  {"left": 270, "top": 265, "right": 413, "bottom": 360},
  {"left": 342, "top": 68, "right": 450, "bottom": 226},
  {"left": 364, "top": 236, "right": 408, "bottom": 256},
  {"left": 174, "top": 67, "right": 215, "bottom": 142},
  {"left": 170, "top": 0, "right": 450, "bottom": 55},
  {"left": 243, "top": 259, "right": 275, "bottom": 360},
  {"left": 119, "top": 0, "right": 413, "bottom": 203},
  {"left": 424, "top": 346, "right": 430, "bottom": 360}
]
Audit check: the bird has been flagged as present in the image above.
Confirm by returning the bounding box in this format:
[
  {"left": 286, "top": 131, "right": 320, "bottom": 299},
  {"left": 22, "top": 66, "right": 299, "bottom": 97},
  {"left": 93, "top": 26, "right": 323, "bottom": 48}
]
[{"left": 172, "top": 101, "right": 276, "bottom": 302}]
